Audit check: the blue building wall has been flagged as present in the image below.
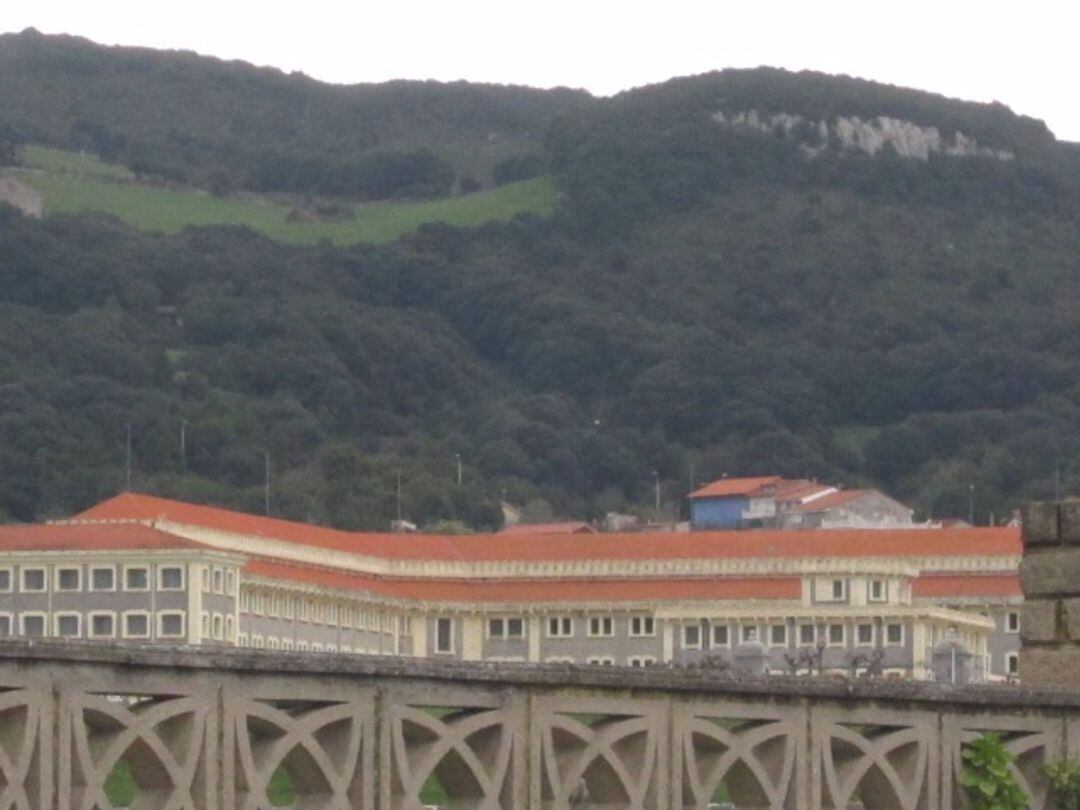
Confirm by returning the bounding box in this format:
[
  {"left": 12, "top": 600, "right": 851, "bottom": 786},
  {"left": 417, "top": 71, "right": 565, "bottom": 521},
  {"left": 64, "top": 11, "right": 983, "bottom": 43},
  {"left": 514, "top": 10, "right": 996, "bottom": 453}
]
[{"left": 690, "top": 497, "right": 747, "bottom": 529}]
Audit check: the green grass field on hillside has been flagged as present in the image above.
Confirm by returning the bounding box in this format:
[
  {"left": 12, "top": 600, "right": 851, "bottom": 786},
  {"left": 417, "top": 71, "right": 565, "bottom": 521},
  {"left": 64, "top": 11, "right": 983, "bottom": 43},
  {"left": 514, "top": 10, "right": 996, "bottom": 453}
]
[
  {"left": 18, "top": 144, "right": 136, "bottom": 180},
  {"left": 9, "top": 154, "right": 556, "bottom": 245}
]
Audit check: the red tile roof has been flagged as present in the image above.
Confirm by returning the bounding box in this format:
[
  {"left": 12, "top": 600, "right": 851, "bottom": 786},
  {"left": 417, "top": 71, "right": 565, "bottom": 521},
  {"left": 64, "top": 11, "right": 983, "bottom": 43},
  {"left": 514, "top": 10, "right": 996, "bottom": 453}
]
[
  {"left": 497, "top": 522, "right": 596, "bottom": 535},
  {"left": 243, "top": 559, "right": 802, "bottom": 602},
  {"left": 913, "top": 575, "right": 1021, "bottom": 598},
  {"left": 0, "top": 521, "right": 211, "bottom": 552},
  {"left": 688, "top": 476, "right": 782, "bottom": 499},
  {"left": 74, "top": 493, "right": 1021, "bottom": 563}
]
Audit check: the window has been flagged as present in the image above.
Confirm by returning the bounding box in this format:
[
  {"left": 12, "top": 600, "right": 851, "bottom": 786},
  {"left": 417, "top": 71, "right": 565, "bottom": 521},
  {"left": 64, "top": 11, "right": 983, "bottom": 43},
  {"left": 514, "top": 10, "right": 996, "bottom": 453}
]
[
  {"left": 226, "top": 615, "right": 235, "bottom": 641},
  {"left": 683, "top": 624, "right": 702, "bottom": 649},
  {"left": 1006, "top": 611, "right": 1020, "bottom": 634},
  {"left": 284, "top": 597, "right": 295, "bottom": 619},
  {"left": 0, "top": 614, "right": 10, "bottom": 636},
  {"left": 54, "top": 613, "right": 80, "bottom": 637},
  {"left": 831, "top": 579, "right": 847, "bottom": 601},
  {"left": 124, "top": 566, "right": 149, "bottom": 591},
  {"left": 201, "top": 567, "right": 210, "bottom": 592},
  {"left": 885, "top": 623, "right": 904, "bottom": 645},
  {"left": 588, "top": 616, "right": 614, "bottom": 637},
  {"left": 20, "top": 613, "right": 46, "bottom": 637},
  {"left": 547, "top": 616, "right": 573, "bottom": 638},
  {"left": 630, "top": 616, "right": 655, "bottom": 637},
  {"left": 212, "top": 567, "right": 224, "bottom": 594},
  {"left": 770, "top": 624, "right": 787, "bottom": 646},
  {"left": 488, "top": 618, "right": 505, "bottom": 638},
  {"left": 225, "top": 571, "right": 235, "bottom": 594},
  {"left": 201, "top": 613, "right": 210, "bottom": 637},
  {"left": 869, "top": 579, "right": 886, "bottom": 602},
  {"left": 799, "top": 624, "right": 816, "bottom": 645},
  {"left": 212, "top": 614, "right": 223, "bottom": 640},
  {"left": 56, "top": 567, "right": 81, "bottom": 591},
  {"left": 89, "top": 613, "right": 115, "bottom": 638},
  {"left": 857, "top": 623, "right": 875, "bottom": 646},
  {"left": 712, "top": 624, "right": 730, "bottom": 647},
  {"left": 159, "top": 566, "right": 184, "bottom": 590},
  {"left": 828, "top": 624, "right": 845, "bottom": 646},
  {"left": 21, "top": 568, "right": 45, "bottom": 592},
  {"left": 587, "top": 656, "right": 615, "bottom": 666},
  {"left": 0, "top": 569, "right": 11, "bottom": 592},
  {"left": 253, "top": 635, "right": 265, "bottom": 649},
  {"left": 629, "top": 656, "right": 656, "bottom": 667},
  {"left": 1005, "top": 652, "right": 1019, "bottom": 676},
  {"left": 741, "top": 625, "right": 759, "bottom": 644},
  {"left": 435, "top": 618, "right": 454, "bottom": 653},
  {"left": 158, "top": 613, "right": 185, "bottom": 638},
  {"left": 124, "top": 613, "right": 150, "bottom": 638},
  {"left": 90, "top": 567, "right": 115, "bottom": 592},
  {"left": 238, "top": 633, "right": 249, "bottom": 647}
]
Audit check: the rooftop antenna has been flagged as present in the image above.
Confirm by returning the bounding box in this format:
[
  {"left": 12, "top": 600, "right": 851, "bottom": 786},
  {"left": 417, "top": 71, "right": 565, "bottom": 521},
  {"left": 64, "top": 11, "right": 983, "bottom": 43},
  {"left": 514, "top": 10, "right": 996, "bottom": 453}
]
[
  {"left": 125, "top": 422, "right": 132, "bottom": 491},
  {"left": 264, "top": 452, "right": 271, "bottom": 517}
]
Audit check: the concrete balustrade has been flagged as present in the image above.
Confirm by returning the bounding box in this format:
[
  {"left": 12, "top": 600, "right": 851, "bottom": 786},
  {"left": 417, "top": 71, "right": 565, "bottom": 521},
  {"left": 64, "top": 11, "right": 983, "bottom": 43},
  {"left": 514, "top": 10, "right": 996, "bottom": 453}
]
[{"left": 0, "top": 640, "right": 1077, "bottom": 809}]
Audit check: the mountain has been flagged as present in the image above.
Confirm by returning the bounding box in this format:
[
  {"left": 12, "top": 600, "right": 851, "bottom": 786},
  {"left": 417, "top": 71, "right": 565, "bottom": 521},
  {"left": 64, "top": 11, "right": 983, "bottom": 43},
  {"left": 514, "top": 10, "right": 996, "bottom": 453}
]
[{"left": 2, "top": 32, "right": 1080, "bottom": 529}]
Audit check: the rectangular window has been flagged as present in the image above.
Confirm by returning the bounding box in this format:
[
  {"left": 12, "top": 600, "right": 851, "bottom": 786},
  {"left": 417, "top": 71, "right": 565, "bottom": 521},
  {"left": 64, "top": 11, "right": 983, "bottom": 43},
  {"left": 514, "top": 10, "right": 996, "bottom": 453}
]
[
  {"left": 488, "top": 618, "right": 505, "bottom": 638},
  {"left": 629, "top": 656, "right": 656, "bottom": 667},
  {"left": 831, "top": 579, "right": 846, "bottom": 601},
  {"left": 55, "top": 613, "right": 80, "bottom": 637},
  {"left": 201, "top": 568, "right": 210, "bottom": 592},
  {"left": 158, "top": 613, "right": 184, "bottom": 638},
  {"left": 124, "top": 612, "right": 150, "bottom": 639},
  {"left": 799, "top": 624, "right": 816, "bottom": 645},
  {"left": 124, "top": 566, "right": 149, "bottom": 591},
  {"left": 587, "top": 657, "right": 615, "bottom": 666},
  {"left": 712, "top": 624, "right": 729, "bottom": 647},
  {"left": 770, "top": 624, "right": 787, "bottom": 646},
  {"left": 159, "top": 566, "right": 184, "bottom": 590},
  {"left": 89, "top": 613, "right": 115, "bottom": 638},
  {"left": 226, "top": 570, "right": 235, "bottom": 594},
  {"left": 91, "top": 567, "right": 115, "bottom": 592},
  {"left": 506, "top": 618, "right": 523, "bottom": 638},
  {"left": 828, "top": 624, "right": 845, "bottom": 645},
  {"left": 212, "top": 614, "right": 223, "bottom": 640},
  {"left": 0, "top": 569, "right": 11, "bottom": 592},
  {"left": 212, "top": 567, "right": 224, "bottom": 594},
  {"left": 21, "top": 568, "right": 45, "bottom": 593},
  {"left": 436, "top": 618, "right": 454, "bottom": 653},
  {"left": 588, "top": 616, "right": 614, "bottom": 637},
  {"left": 857, "top": 623, "right": 874, "bottom": 646},
  {"left": 547, "top": 616, "right": 573, "bottom": 638},
  {"left": 1006, "top": 611, "right": 1020, "bottom": 634},
  {"left": 226, "top": 615, "right": 235, "bottom": 641},
  {"left": 683, "top": 624, "right": 701, "bottom": 649},
  {"left": 56, "top": 567, "right": 81, "bottom": 591},
  {"left": 630, "top": 616, "right": 655, "bottom": 637},
  {"left": 869, "top": 579, "right": 886, "bottom": 602},
  {"left": 20, "top": 614, "right": 45, "bottom": 637},
  {"left": 885, "top": 623, "right": 904, "bottom": 645},
  {"left": 1006, "top": 652, "right": 1019, "bottom": 676},
  {"left": 0, "top": 614, "right": 10, "bottom": 636}
]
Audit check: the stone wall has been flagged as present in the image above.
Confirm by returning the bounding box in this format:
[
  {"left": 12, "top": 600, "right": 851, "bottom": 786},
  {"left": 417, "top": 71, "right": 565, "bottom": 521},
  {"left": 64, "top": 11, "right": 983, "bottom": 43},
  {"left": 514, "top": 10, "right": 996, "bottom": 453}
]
[
  {"left": 1019, "top": 501, "right": 1080, "bottom": 688},
  {"left": 0, "top": 640, "right": 1076, "bottom": 809}
]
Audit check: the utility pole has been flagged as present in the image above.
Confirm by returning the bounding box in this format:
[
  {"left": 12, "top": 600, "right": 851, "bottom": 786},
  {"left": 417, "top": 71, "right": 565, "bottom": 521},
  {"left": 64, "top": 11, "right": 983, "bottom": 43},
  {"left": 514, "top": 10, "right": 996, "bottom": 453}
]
[
  {"left": 396, "top": 471, "right": 403, "bottom": 524},
  {"left": 125, "top": 423, "right": 132, "bottom": 491},
  {"left": 1056, "top": 457, "right": 1062, "bottom": 501},
  {"left": 180, "top": 420, "right": 187, "bottom": 473},
  {"left": 455, "top": 454, "right": 462, "bottom": 487},
  {"left": 968, "top": 483, "right": 975, "bottom": 526},
  {"left": 264, "top": 452, "right": 271, "bottom": 517},
  {"left": 653, "top": 470, "right": 660, "bottom": 518}
]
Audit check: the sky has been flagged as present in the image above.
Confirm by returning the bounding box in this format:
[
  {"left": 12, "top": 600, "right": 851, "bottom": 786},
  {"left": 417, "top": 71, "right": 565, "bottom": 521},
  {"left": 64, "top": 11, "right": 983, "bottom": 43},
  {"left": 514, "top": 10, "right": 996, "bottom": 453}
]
[{"left": 3, "top": 0, "right": 1079, "bottom": 142}]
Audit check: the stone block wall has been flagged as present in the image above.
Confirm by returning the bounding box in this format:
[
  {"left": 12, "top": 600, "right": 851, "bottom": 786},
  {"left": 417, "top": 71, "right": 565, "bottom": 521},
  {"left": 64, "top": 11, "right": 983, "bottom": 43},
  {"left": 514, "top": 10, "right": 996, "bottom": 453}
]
[{"left": 1019, "top": 501, "right": 1080, "bottom": 688}]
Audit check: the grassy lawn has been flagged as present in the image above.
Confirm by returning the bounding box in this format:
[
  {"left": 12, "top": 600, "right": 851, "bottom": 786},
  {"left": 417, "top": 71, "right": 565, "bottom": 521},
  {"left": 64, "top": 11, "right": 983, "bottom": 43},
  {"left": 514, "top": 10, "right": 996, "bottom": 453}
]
[
  {"left": 15, "top": 169, "right": 556, "bottom": 245},
  {"left": 18, "top": 144, "right": 135, "bottom": 180}
]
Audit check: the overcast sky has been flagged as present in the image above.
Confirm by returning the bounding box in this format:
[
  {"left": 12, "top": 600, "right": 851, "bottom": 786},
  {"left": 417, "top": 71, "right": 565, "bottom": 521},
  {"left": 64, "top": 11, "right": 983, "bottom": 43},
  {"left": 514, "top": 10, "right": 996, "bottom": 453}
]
[{"left": 4, "top": 1, "right": 1079, "bottom": 142}]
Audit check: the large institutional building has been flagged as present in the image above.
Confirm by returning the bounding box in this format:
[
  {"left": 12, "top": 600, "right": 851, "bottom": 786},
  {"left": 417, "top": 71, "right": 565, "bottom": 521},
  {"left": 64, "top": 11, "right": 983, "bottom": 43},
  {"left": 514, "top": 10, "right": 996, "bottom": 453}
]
[{"left": 0, "top": 493, "right": 1023, "bottom": 680}]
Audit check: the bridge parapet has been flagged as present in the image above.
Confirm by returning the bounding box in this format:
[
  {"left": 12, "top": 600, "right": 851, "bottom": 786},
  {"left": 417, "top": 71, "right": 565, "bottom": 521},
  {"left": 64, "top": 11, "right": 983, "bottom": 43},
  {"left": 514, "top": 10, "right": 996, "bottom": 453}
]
[{"left": 0, "top": 641, "right": 1077, "bottom": 809}]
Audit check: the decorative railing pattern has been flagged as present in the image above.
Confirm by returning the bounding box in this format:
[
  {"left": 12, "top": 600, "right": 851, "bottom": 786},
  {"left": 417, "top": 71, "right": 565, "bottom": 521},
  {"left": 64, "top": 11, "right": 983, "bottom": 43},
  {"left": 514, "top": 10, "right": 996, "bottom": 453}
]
[{"left": 0, "top": 641, "right": 1078, "bottom": 809}]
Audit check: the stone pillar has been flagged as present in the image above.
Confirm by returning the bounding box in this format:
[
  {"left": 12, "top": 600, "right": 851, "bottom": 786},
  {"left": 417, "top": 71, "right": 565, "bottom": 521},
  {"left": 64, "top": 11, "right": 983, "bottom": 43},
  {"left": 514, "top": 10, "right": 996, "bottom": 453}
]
[{"left": 1018, "top": 501, "right": 1080, "bottom": 688}]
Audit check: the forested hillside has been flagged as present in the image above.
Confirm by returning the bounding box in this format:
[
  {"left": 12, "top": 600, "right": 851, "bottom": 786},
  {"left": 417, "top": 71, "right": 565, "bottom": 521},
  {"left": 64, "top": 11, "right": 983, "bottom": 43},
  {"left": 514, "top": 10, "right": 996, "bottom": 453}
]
[{"left": 2, "top": 32, "right": 1080, "bottom": 528}]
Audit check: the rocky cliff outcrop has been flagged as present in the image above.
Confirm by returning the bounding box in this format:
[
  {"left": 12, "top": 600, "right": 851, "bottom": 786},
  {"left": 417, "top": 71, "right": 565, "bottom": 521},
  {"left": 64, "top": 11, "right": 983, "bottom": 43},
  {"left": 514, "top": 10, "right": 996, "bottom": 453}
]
[{"left": 0, "top": 177, "right": 42, "bottom": 217}]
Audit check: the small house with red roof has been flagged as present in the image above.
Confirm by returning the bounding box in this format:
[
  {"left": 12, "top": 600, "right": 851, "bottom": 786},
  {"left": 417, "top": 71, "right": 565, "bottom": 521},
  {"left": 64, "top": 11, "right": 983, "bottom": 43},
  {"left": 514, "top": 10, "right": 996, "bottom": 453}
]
[{"left": 688, "top": 476, "right": 807, "bottom": 528}]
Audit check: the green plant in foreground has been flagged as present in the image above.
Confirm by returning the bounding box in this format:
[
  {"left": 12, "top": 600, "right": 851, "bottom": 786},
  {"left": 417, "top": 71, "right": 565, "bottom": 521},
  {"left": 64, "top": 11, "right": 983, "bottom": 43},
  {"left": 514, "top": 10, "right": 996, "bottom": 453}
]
[
  {"left": 960, "top": 733, "right": 1029, "bottom": 810},
  {"left": 1043, "top": 759, "right": 1080, "bottom": 810}
]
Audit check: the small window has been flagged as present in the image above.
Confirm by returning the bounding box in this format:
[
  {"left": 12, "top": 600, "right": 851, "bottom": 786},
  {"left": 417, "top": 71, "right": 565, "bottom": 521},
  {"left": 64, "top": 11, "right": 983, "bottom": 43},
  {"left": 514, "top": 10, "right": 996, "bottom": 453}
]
[
  {"left": 56, "top": 568, "right": 81, "bottom": 591},
  {"left": 489, "top": 618, "right": 505, "bottom": 638},
  {"left": 506, "top": 618, "right": 524, "bottom": 638},
  {"left": 436, "top": 617, "right": 454, "bottom": 653},
  {"left": 712, "top": 624, "right": 729, "bottom": 647},
  {"left": 212, "top": 568, "right": 224, "bottom": 594},
  {"left": 124, "top": 613, "right": 150, "bottom": 638},
  {"left": 213, "top": 614, "right": 223, "bottom": 640},
  {"left": 869, "top": 579, "right": 886, "bottom": 602},
  {"left": 857, "top": 623, "right": 874, "bottom": 646},
  {"left": 21, "top": 568, "right": 45, "bottom": 593},
  {"left": 629, "top": 656, "right": 656, "bottom": 667},
  {"left": 741, "top": 625, "right": 759, "bottom": 644},
  {"left": 201, "top": 568, "right": 210, "bottom": 592},
  {"left": 683, "top": 624, "right": 701, "bottom": 649},
  {"left": 831, "top": 579, "right": 846, "bottom": 601},
  {"left": 55, "top": 613, "right": 80, "bottom": 637},
  {"left": 125, "top": 567, "right": 149, "bottom": 591},
  {"left": 0, "top": 614, "right": 11, "bottom": 636},
  {"left": 159, "top": 613, "right": 184, "bottom": 638},
  {"left": 159, "top": 566, "right": 184, "bottom": 590},
  {"left": 770, "top": 624, "right": 787, "bottom": 646},
  {"left": 799, "top": 624, "right": 816, "bottom": 645},
  {"left": 1005, "top": 652, "right": 1019, "bottom": 676},
  {"left": 886, "top": 623, "right": 904, "bottom": 645},
  {"left": 587, "top": 657, "right": 615, "bottom": 666},
  {"left": 1006, "top": 611, "right": 1020, "bottom": 634},
  {"left": 0, "top": 569, "right": 11, "bottom": 592},
  {"left": 89, "top": 613, "right": 115, "bottom": 638},
  {"left": 631, "top": 616, "right": 655, "bottom": 637},
  {"left": 20, "top": 614, "right": 45, "bottom": 637},
  {"left": 828, "top": 624, "right": 845, "bottom": 645},
  {"left": 547, "top": 616, "right": 573, "bottom": 638},
  {"left": 226, "top": 615, "right": 235, "bottom": 641},
  {"left": 225, "top": 570, "right": 235, "bottom": 594},
  {"left": 91, "top": 567, "right": 115, "bottom": 592},
  {"left": 588, "top": 616, "right": 614, "bottom": 637}
]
